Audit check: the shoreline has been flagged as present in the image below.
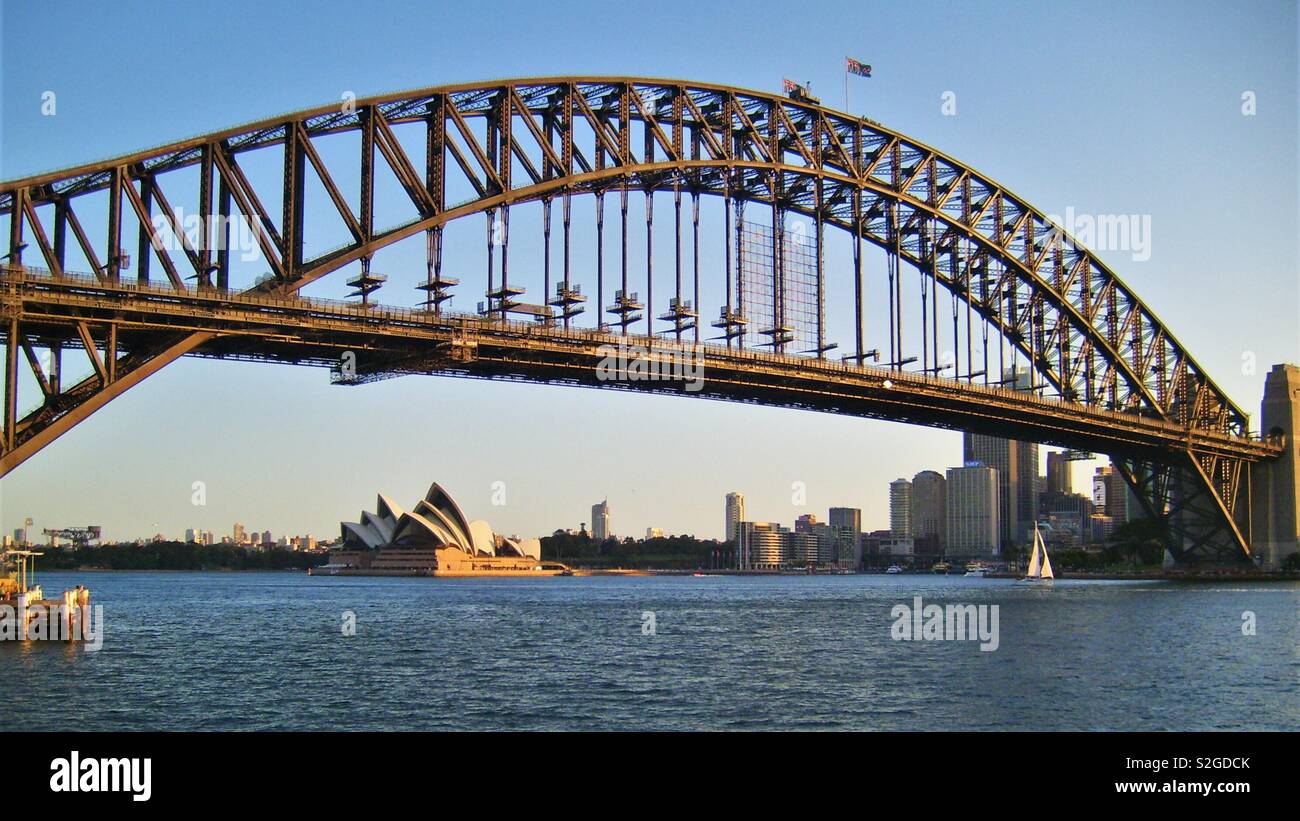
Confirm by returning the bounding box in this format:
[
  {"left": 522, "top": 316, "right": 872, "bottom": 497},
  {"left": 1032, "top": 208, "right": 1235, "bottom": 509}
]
[{"left": 36, "top": 566, "right": 1300, "bottom": 582}]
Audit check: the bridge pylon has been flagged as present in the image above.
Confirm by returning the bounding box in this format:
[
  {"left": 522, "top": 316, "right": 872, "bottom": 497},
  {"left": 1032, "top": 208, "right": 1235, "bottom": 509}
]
[{"left": 1250, "top": 364, "right": 1300, "bottom": 568}]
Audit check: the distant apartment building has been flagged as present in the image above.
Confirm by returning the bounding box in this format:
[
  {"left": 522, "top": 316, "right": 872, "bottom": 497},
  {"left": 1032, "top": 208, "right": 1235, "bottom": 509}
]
[
  {"left": 946, "top": 465, "right": 1000, "bottom": 557},
  {"left": 645, "top": 527, "right": 664, "bottom": 539},
  {"left": 591, "top": 500, "right": 610, "bottom": 541},
  {"left": 233, "top": 522, "right": 246, "bottom": 544},
  {"left": 736, "top": 521, "right": 788, "bottom": 570},
  {"left": 724, "top": 492, "right": 745, "bottom": 543},
  {"left": 889, "top": 479, "right": 912, "bottom": 538},
  {"left": 184, "top": 528, "right": 202, "bottom": 544},
  {"left": 909, "top": 470, "right": 947, "bottom": 556},
  {"left": 787, "top": 531, "right": 822, "bottom": 566}
]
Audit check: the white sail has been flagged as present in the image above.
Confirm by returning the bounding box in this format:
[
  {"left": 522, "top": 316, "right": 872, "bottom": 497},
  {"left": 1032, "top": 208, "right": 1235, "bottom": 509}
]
[
  {"left": 1039, "top": 534, "right": 1054, "bottom": 579},
  {"left": 1026, "top": 526, "right": 1042, "bottom": 577}
]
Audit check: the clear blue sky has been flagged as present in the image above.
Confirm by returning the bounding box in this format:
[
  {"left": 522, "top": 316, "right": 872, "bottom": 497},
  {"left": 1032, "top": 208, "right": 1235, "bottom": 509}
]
[{"left": 1, "top": 0, "right": 1296, "bottom": 543}]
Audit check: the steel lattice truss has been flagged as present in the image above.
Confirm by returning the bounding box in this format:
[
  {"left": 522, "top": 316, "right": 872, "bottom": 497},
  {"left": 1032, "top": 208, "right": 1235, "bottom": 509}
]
[{"left": 0, "top": 77, "right": 1281, "bottom": 564}]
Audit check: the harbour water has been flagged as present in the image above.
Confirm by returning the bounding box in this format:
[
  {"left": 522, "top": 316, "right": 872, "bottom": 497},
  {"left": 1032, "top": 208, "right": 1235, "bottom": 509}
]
[{"left": 3, "top": 571, "right": 1297, "bottom": 731}]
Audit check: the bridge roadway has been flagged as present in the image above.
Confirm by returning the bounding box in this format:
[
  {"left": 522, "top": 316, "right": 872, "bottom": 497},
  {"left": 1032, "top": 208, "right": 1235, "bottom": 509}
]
[{"left": 2, "top": 266, "right": 1280, "bottom": 466}]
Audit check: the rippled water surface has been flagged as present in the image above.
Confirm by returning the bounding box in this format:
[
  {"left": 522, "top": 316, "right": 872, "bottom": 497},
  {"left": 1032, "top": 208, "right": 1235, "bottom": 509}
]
[{"left": 3, "top": 571, "right": 1297, "bottom": 730}]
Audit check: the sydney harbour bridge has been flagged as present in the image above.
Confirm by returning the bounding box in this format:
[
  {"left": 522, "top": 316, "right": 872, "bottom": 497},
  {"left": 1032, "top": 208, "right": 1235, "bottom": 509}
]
[{"left": 0, "top": 77, "right": 1291, "bottom": 566}]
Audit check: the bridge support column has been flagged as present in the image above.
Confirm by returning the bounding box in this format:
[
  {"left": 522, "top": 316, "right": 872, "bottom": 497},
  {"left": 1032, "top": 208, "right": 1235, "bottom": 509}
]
[{"left": 1250, "top": 363, "right": 1300, "bottom": 569}]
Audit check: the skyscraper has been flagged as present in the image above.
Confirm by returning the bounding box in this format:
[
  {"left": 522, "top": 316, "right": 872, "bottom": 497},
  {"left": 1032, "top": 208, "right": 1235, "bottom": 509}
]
[
  {"left": 963, "top": 433, "right": 1037, "bottom": 547},
  {"left": 1092, "top": 464, "right": 1129, "bottom": 521},
  {"left": 591, "top": 500, "right": 610, "bottom": 541},
  {"left": 889, "top": 479, "right": 912, "bottom": 538},
  {"left": 1046, "top": 451, "right": 1073, "bottom": 496},
  {"left": 963, "top": 369, "right": 1040, "bottom": 547},
  {"left": 725, "top": 492, "right": 745, "bottom": 543},
  {"left": 828, "top": 507, "right": 863, "bottom": 569},
  {"left": 946, "top": 465, "right": 1000, "bottom": 556},
  {"left": 910, "top": 470, "right": 947, "bottom": 555}
]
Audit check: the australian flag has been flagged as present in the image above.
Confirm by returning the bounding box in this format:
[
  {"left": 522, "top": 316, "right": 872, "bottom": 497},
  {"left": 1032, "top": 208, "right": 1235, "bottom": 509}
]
[{"left": 846, "top": 57, "right": 872, "bottom": 78}]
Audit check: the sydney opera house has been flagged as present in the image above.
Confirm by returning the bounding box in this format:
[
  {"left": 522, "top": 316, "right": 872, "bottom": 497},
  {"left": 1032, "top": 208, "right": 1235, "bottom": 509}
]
[{"left": 316, "top": 482, "right": 569, "bottom": 577}]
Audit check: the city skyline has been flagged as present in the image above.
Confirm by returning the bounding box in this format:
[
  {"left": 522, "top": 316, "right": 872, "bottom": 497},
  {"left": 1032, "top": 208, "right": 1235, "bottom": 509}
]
[{"left": 1, "top": 0, "right": 1295, "bottom": 546}]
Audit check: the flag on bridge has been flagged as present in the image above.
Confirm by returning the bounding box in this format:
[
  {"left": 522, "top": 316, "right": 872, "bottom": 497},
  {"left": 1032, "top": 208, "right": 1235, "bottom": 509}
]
[
  {"left": 783, "top": 78, "right": 806, "bottom": 95},
  {"left": 846, "top": 57, "right": 872, "bottom": 78}
]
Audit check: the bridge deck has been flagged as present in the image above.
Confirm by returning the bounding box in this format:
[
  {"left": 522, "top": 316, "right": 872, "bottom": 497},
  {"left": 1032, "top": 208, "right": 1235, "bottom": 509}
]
[{"left": 1, "top": 266, "right": 1279, "bottom": 464}]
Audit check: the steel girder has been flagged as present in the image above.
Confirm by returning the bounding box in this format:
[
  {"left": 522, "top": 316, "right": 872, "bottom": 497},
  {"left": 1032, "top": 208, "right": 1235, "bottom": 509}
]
[{"left": 0, "top": 77, "right": 1277, "bottom": 563}]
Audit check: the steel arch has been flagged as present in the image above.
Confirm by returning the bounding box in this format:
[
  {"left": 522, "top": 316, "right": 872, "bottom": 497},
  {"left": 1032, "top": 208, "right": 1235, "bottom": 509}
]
[{"left": 0, "top": 77, "right": 1276, "bottom": 563}]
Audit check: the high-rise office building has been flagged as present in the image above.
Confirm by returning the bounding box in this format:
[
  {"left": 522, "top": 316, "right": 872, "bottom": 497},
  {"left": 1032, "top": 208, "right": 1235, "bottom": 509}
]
[
  {"left": 233, "top": 522, "right": 246, "bottom": 545},
  {"left": 724, "top": 492, "right": 745, "bottom": 543},
  {"left": 910, "top": 470, "right": 947, "bottom": 555},
  {"left": 1046, "top": 451, "right": 1073, "bottom": 496},
  {"left": 591, "top": 500, "right": 610, "bottom": 541},
  {"left": 889, "top": 479, "right": 912, "bottom": 538},
  {"left": 963, "top": 369, "right": 1040, "bottom": 547},
  {"left": 963, "top": 433, "right": 1038, "bottom": 547},
  {"left": 946, "top": 465, "right": 1000, "bottom": 556},
  {"left": 828, "top": 507, "right": 863, "bottom": 569},
  {"left": 1092, "top": 464, "right": 1129, "bottom": 522}
]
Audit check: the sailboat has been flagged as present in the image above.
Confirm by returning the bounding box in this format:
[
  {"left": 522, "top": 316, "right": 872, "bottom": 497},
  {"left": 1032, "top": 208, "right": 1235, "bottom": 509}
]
[{"left": 1018, "top": 523, "right": 1055, "bottom": 585}]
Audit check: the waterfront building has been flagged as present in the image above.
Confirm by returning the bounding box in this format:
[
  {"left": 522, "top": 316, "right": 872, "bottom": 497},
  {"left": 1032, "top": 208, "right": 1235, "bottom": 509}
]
[
  {"left": 736, "top": 521, "right": 788, "bottom": 570},
  {"left": 946, "top": 465, "right": 1000, "bottom": 557},
  {"left": 963, "top": 372, "right": 1038, "bottom": 547},
  {"left": 862, "top": 529, "right": 892, "bottom": 564},
  {"left": 725, "top": 492, "right": 744, "bottom": 543},
  {"left": 591, "top": 500, "right": 611, "bottom": 541},
  {"left": 787, "top": 531, "right": 822, "bottom": 566},
  {"left": 1041, "top": 492, "right": 1096, "bottom": 543},
  {"left": 331, "top": 482, "right": 564, "bottom": 576},
  {"left": 795, "top": 513, "right": 818, "bottom": 532},
  {"left": 909, "top": 471, "right": 947, "bottom": 556},
  {"left": 828, "top": 507, "right": 863, "bottom": 570},
  {"left": 879, "top": 535, "right": 914, "bottom": 559},
  {"left": 963, "top": 432, "right": 1036, "bottom": 548},
  {"left": 889, "top": 479, "right": 912, "bottom": 538}
]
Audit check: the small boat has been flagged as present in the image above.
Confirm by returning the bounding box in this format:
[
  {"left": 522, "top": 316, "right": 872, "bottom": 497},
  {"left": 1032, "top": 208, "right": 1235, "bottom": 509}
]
[
  {"left": 963, "top": 562, "right": 990, "bottom": 578},
  {"left": 1018, "top": 523, "right": 1055, "bottom": 585},
  {"left": 885, "top": 564, "right": 903, "bottom": 574},
  {"left": 931, "top": 561, "right": 951, "bottom": 574}
]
